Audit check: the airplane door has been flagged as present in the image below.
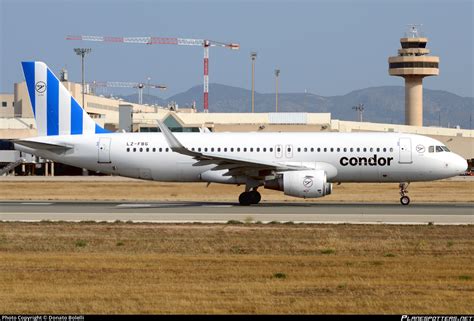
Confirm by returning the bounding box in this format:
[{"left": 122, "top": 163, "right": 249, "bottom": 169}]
[
  {"left": 275, "top": 144, "right": 283, "bottom": 158},
  {"left": 285, "top": 145, "right": 293, "bottom": 158},
  {"left": 399, "top": 138, "right": 412, "bottom": 164},
  {"left": 98, "top": 138, "right": 111, "bottom": 163}
]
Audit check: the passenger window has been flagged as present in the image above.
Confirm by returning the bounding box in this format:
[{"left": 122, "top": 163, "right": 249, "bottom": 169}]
[
  {"left": 389, "top": 148, "right": 393, "bottom": 152},
  {"left": 317, "top": 148, "right": 321, "bottom": 152},
  {"left": 356, "top": 148, "right": 360, "bottom": 152},
  {"left": 270, "top": 147, "right": 273, "bottom": 152},
  {"left": 376, "top": 148, "right": 380, "bottom": 152},
  {"left": 133, "top": 148, "right": 136, "bottom": 152},
  {"left": 204, "top": 148, "right": 208, "bottom": 152},
  {"left": 330, "top": 148, "right": 334, "bottom": 152},
  {"left": 217, "top": 148, "right": 221, "bottom": 152},
  {"left": 139, "top": 148, "right": 143, "bottom": 152},
  {"left": 211, "top": 147, "right": 214, "bottom": 152},
  {"left": 231, "top": 148, "right": 234, "bottom": 152},
  {"left": 304, "top": 147, "right": 307, "bottom": 152},
  {"left": 383, "top": 148, "right": 386, "bottom": 152},
  {"left": 153, "top": 148, "right": 156, "bottom": 152},
  {"left": 224, "top": 148, "right": 227, "bottom": 152},
  {"left": 323, "top": 148, "right": 327, "bottom": 152},
  {"left": 350, "top": 148, "right": 353, "bottom": 152},
  {"left": 263, "top": 147, "right": 267, "bottom": 152},
  {"left": 126, "top": 148, "right": 130, "bottom": 152},
  {"left": 146, "top": 148, "right": 149, "bottom": 152},
  {"left": 363, "top": 148, "right": 367, "bottom": 152},
  {"left": 250, "top": 148, "right": 254, "bottom": 152},
  {"left": 237, "top": 147, "right": 240, "bottom": 152},
  {"left": 429, "top": 146, "right": 434, "bottom": 153},
  {"left": 344, "top": 148, "right": 347, "bottom": 152},
  {"left": 244, "top": 147, "right": 247, "bottom": 152},
  {"left": 297, "top": 148, "right": 301, "bottom": 152},
  {"left": 197, "top": 148, "right": 201, "bottom": 152},
  {"left": 337, "top": 148, "right": 340, "bottom": 152},
  {"left": 370, "top": 148, "right": 373, "bottom": 152},
  {"left": 165, "top": 148, "right": 169, "bottom": 152},
  {"left": 310, "top": 148, "right": 314, "bottom": 152},
  {"left": 287, "top": 147, "right": 291, "bottom": 152},
  {"left": 436, "top": 146, "right": 443, "bottom": 152}
]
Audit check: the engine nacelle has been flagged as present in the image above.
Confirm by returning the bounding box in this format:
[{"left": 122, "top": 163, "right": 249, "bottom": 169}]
[{"left": 264, "top": 170, "right": 332, "bottom": 198}]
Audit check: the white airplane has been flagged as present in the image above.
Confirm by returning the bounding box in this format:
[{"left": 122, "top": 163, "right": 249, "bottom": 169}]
[{"left": 14, "top": 62, "right": 467, "bottom": 205}]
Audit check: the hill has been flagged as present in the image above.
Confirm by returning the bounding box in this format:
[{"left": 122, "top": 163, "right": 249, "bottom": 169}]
[{"left": 120, "top": 84, "right": 474, "bottom": 128}]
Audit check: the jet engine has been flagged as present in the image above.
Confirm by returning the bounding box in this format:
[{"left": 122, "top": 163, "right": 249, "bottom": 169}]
[{"left": 264, "top": 170, "right": 332, "bottom": 198}]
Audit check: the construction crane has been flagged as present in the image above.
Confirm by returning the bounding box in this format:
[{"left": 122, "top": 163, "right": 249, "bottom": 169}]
[
  {"left": 67, "top": 35, "right": 240, "bottom": 112},
  {"left": 89, "top": 81, "right": 167, "bottom": 105}
]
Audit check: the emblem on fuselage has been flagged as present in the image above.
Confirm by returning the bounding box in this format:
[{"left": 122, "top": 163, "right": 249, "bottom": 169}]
[{"left": 416, "top": 145, "right": 425, "bottom": 153}]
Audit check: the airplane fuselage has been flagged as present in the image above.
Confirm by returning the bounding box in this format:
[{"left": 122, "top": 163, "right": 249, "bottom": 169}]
[{"left": 15, "top": 131, "right": 465, "bottom": 183}]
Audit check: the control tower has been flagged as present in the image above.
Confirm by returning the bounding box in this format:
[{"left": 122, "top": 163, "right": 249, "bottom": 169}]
[{"left": 388, "top": 25, "right": 439, "bottom": 126}]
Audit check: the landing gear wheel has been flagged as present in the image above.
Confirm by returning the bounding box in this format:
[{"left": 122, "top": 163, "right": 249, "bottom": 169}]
[
  {"left": 239, "top": 191, "right": 261, "bottom": 206},
  {"left": 400, "top": 196, "right": 410, "bottom": 206},
  {"left": 249, "top": 191, "right": 261, "bottom": 204},
  {"left": 239, "top": 192, "right": 252, "bottom": 206},
  {"left": 399, "top": 182, "right": 410, "bottom": 205}
]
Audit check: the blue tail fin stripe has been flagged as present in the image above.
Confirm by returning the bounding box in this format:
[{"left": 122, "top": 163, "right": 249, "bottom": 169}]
[
  {"left": 70, "top": 97, "right": 83, "bottom": 135},
  {"left": 22, "top": 62, "right": 36, "bottom": 117},
  {"left": 46, "top": 69, "right": 59, "bottom": 136}
]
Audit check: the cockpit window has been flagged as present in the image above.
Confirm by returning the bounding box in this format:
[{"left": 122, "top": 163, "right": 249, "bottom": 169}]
[
  {"left": 441, "top": 146, "right": 450, "bottom": 152},
  {"left": 428, "top": 146, "right": 434, "bottom": 153},
  {"left": 436, "top": 146, "right": 444, "bottom": 152}
]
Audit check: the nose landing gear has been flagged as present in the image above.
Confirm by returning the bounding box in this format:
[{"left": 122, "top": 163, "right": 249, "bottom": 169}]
[
  {"left": 239, "top": 189, "right": 261, "bottom": 206},
  {"left": 399, "top": 182, "right": 410, "bottom": 205}
]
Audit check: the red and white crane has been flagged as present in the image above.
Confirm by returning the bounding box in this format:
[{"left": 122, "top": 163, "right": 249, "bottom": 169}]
[
  {"left": 89, "top": 81, "right": 167, "bottom": 105},
  {"left": 67, "top": 35, "right": 240, "bottom": 112}
]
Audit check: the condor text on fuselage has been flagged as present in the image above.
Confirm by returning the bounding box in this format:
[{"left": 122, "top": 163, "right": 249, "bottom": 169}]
[{"left": 340, "top": 154, "right": 394, "bottom": 167}]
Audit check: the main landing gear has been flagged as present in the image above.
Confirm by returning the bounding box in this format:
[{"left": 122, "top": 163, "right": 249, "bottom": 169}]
[
  {"left": 399, "top": 182, "right": 410, "bottom": 205},
  {"left": 239, "top": 190, "right": 261, "bottom": 206}
]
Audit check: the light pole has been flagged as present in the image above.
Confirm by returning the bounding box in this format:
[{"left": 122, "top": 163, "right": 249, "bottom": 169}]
[
  {"left": 274, "top": 69, "right": 280, "bottom": 112},
  {"left": 147, "top": 76, "right": 151, "bottom": 98},
  {"left": 74, "top": 48, "right": 92, "bottom": 108},
  {"left": 251, "top": 52, "right": 257, "bottom": 113},
  {"left": 74, "top": 48, "right": 91, "bottom": 177},
  {"left": 352, "top": 103, "right": 365, "bottom": 122}
]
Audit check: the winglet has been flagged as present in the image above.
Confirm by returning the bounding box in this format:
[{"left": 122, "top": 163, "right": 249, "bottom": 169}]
[{"left": 157, "top": 120, "right": 200, "bottom": 157}]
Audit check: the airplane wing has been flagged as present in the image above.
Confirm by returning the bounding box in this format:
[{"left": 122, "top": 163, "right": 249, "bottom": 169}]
[{"left": 157, "top": 120, "right": 310, "bottom": 175}]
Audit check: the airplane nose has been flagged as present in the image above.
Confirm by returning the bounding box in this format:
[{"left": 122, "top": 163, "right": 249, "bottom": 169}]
[{"left": 454, "top": 155, "right": 468, "bottom": 174}]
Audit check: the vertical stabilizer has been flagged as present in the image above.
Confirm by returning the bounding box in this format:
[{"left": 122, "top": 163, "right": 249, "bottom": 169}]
[{"left": 21, "top": 61, "right": 110, "bottom": 136}]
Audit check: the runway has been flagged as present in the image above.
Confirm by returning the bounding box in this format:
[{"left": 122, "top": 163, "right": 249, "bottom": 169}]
[{"left": 0, "top": 201, "right": 472, "bottom": 224}]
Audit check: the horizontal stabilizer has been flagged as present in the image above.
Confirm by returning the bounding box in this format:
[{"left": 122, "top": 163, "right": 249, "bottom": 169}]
[{"left": 13, "top": 140, "right": 72, "bottom": 151}]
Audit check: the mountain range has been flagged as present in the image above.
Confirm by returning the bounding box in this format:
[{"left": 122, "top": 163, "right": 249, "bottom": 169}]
[{"left": 119, "top": 84, "right": 473, "bottom": 129}]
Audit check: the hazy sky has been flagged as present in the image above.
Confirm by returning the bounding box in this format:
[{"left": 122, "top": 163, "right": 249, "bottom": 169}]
[{"left": 1, "top": 0, "right": 473, "bottom": 98}]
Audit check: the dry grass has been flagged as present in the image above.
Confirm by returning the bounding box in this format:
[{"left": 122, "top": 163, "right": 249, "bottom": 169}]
[
  {"left": 0, "top": 180, "right": 472, "bottom": 203},
  {"left": 0, "top": 222, "right": 473, "bottom": 314}
]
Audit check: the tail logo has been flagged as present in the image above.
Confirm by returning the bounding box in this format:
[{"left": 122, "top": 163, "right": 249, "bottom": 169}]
[{"left": 35, "top": 81, "right": 46, "bottom": 94}]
